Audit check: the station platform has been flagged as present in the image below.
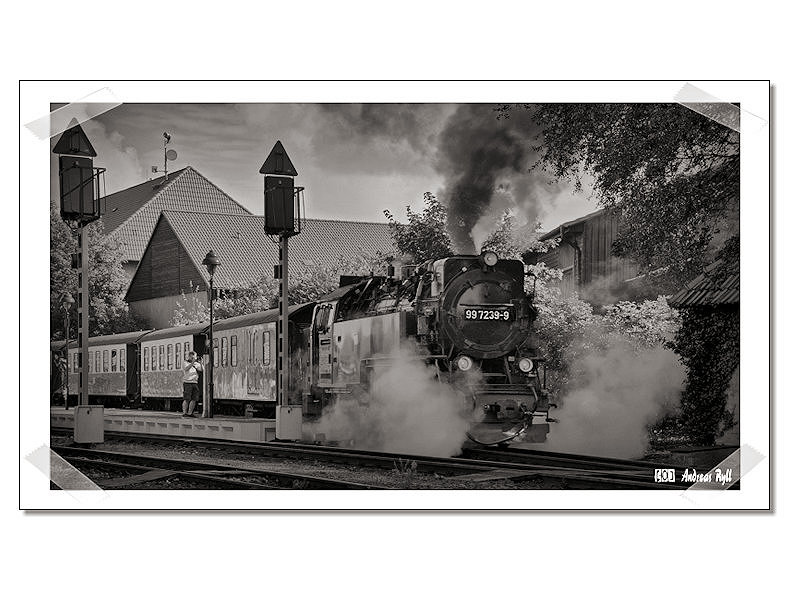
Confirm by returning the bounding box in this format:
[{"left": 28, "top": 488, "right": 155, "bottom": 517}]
[{"left": 51, "top": 407, "right": 277, "bottom": 443}]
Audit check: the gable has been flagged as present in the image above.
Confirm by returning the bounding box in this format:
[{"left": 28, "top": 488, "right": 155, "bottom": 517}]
[
  {"left": 126, "top": 216, "right": 207, "bottom": 302},
  {"left": 104, "top": 167, "right": 251, "bottom": 262}
]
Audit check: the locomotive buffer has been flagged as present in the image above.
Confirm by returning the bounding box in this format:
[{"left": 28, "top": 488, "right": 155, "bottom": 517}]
[{"left": 260, "top": 141, "right": 304, "bottom": 440}]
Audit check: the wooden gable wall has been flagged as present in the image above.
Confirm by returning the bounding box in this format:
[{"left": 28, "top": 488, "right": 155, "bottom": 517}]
[{"left": 126, "top": 217, "right": 207, "bottom": 302}]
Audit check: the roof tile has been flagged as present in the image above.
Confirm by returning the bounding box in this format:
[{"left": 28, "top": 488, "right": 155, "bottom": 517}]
[
  {"left": 102, "top": 167, "right": 251, "bottom": 261},
  {"left": 158, "top": 210, "right": 396, "bottom": 289}
]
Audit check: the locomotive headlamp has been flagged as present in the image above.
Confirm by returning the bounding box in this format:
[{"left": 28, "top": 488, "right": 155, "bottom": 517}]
[
  {"left": 456, "top": 355, "right": 474, "bottom": 371},
  {"left": 481, "top": 251, "right": 499, "bottom": 267},
  {"left": 518, "top": 357, "right": 534, "bottom": 373}
]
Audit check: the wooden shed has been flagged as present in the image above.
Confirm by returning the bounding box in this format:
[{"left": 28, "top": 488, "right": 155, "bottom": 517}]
[{"left": 535, "top": 209, "right": 641, "bottom": 303}]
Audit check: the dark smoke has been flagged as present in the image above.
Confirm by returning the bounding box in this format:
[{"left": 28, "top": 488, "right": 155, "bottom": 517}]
[
  {"left": 317, "top": 104, "right": 439, "bottom": 155},
  {"left": 435, "top": 104, "right": 563, "bottom": 254},
  {"left": 313, "top": 104, "right": 570, "bottom": 253}
]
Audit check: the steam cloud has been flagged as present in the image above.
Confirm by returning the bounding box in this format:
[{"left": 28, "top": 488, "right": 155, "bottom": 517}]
[
  {"left": 313, "top": 352, "right": 470, "bottom": 457},
  {"left": 543, "top": 341, "right": 685, "bottom": 459}
]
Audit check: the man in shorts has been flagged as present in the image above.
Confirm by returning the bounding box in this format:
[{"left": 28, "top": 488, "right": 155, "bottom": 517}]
[{"left": 182, "top": 350, "right": 203, "bottom": 417}]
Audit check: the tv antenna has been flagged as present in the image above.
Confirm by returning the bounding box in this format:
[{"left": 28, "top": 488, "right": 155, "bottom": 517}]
[{"left": 151, "top": 131, "right": 178, "bottom": 179}]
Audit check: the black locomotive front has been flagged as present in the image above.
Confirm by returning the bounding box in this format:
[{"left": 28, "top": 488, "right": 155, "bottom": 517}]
[{"left": 428, "top": 253, "right": 551, "bottom": 442}]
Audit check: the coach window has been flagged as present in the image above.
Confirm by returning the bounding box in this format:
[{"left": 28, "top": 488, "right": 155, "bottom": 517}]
[
  {"left": 103, "top": 350, "right": 109, "bottom": 372},
  {"left": 248, "top": 331, "right": 253, "bottom": 362},
  {"left": 111, "top": 349, "right": 118, "bottom": 372},
  {"left": 152, "top": 346, "right": 158, "bottom": 371},
  {"left": 175, "top": 343, "right": 182, "bottom": 369},
  {"left": 213, "top": 341, "right": 219, "bottom": 367},
  {"left": 120, "top": 348, "right": 125, "bottom": 372},
  {"left": 144, "top": 347, "right": 149, "bottom": 371},
  {"left": 263, "top": 331, "right": 271, "bottom": 365},
  {"left": 231, "top": 335, "right": 238, "bottom": 366},
  {"left": 167, "top": 344, "right": 173, "bottom": 370},
  {"left": 221, "top": 337, "right": 228, "bottom": 367},
  {"left": 95, "top": 351, "right": 101, "bottom": 373},
  {"left": 73, "top": 352, "right": 79, "bottom": 372},
  {"left": 159, "top": 345, "right": 164, "bottom": 371}
]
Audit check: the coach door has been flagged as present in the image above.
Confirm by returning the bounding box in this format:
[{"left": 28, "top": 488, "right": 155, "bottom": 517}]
[
  {"left": 312, "top": 303, "right": 335, "bottom": 388},
  {"left": 125, "top": 343, "right": 139, "bottom": 401}
]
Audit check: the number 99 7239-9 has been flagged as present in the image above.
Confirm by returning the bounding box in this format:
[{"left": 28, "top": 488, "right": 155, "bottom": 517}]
[{"left": 464, "top": 309, "right": 511, "bottom": 321}]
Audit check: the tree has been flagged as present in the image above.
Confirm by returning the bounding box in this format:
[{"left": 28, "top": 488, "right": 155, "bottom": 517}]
[
  {"left": 50, "top": 202, "right": 147, "bottom": 339},
  {"left": 480, "top": 212, "right": 556, "bottom": 260},
  {"left": 384, "top": 192, "right": 454, "bottom": 261},
  {"left": 505, "top": 103, "right": 739, "bottom": 291}
]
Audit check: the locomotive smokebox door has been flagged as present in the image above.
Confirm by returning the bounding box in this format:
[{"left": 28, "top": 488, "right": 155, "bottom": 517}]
[{"left": 264, "top": 176, "right": 296, "bottom": 234}]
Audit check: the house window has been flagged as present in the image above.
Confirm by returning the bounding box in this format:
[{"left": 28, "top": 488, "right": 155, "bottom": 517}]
[
  {"left": 119, "top": 348, "right": 125, "bottom": 372},
  {"left": 175, "top": 343, "right": 182, "bottom": 369},
  {"left": 111, "top": 349, "right": 118, "bottom": 372},
  {"left": 167, "top": 344, "right": 173, "bottom": 370},
  {"left": 144, "top": 347, "right": 149, "bottom": 371},
  {"left": 73, "top": 352, "right": 79, "bottom": 372},
  {"left": 230, "top": 335, "right": 238, "bottom": 366},
  {"left": 221, "top": 337, "right": 228, "bottom": 367},
  {"left": 103, "top": 350, "right": 109, "bottom": 372}
]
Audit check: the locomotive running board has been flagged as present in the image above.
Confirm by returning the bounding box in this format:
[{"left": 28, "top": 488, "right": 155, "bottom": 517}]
[{"left": 465, "top": 421, "right": 529, "bottom": 446}]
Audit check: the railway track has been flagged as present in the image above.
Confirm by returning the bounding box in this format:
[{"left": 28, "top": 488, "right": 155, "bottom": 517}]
[
  {"left": 51, "top": 445, "right": 389, "bottom": 490},
  {"left": 52, "top": 428, "right": 691, "bottom": 490}
]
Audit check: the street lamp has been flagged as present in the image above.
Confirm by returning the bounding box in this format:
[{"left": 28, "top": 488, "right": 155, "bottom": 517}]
[
  {"left": 202, "top": 250, "right": 220, "bottom": 418},
  {"left": 60, "top": 293, "right": 75, "bottom": 410}
]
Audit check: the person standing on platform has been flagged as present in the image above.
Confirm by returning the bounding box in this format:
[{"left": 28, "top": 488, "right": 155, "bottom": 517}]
[{"left": 182, "top": 350, "right": 203, "bottom": 417}]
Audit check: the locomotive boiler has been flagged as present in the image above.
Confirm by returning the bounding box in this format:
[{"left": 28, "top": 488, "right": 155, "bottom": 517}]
[{"left": 303, "top": 252, "right": 553, "bottom": 444}]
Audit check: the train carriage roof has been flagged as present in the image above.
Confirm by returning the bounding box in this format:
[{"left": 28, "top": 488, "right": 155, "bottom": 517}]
[
  {"left": 139, "top": 323, "right": 209, "bottom": 342},
  {"left": 212, "top": 302, "right": 316, "bottom": 332},
  {"left": 67, "top": 330, "right": 154, "bottom": 348}
]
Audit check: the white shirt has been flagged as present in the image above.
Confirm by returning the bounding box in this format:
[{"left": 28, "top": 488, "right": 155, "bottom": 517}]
[{"left": 183, "top": 360, "right": 203, "bottom": 383}]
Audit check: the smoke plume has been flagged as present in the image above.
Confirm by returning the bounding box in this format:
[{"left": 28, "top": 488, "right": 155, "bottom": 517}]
[
  {"left": 313, "top": 104, "right": 572, "bottom": 253},
  {"left": 435, "top": 104, "right": 567, "bottom": 253},
  {"left": 313, "top": 352, "right": 470, "bottom": 457},
  {"left": 543, "top": 341, "right": 684, "bottom": 459}
]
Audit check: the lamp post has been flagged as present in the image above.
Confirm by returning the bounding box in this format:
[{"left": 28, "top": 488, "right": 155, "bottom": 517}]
[
  {"left": 202, "top": 250, "right": 220, "bottom": 418},
  {"left": 60, "top": 293, "right": 75, "bottom": 410}
]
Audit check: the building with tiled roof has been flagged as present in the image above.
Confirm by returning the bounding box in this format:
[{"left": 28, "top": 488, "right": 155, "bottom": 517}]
[
  {"left": 99, "top": 167, "right": 251, "bottom": 278},
  {"left": 126, "top": 210, "right": 396, "bottom": 327},
  {"left": 667, "top": 259, "right": 739, "bottom": 308}
]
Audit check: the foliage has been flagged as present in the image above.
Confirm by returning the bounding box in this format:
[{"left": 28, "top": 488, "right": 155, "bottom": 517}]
[
  {"left": 668, "top": 307, "right": 739, "bottom": 445},
  {"left": 170, "top": 252, "right": 390, "bottom": 326},
  {"left": 384, "top": 192, "right": 454, "bottom": 261},
  {"left": 50, "top": 202, "right": 147, "bottom": 338},
  {"left": 518, "top": 103, "right": 739, "bottom": 290},
  {"left": 480, "top": 212, "right": 557, "bottom": 260},
  {"left": 531, "top": 261, "right": 680, "bottom": 398}
]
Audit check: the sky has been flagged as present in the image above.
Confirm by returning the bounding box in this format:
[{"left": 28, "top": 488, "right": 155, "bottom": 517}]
[{"left": 49, "top": 103, "right": 598, "bottom": 242}]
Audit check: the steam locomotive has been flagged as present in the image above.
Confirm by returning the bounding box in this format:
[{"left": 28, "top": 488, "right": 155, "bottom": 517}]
[
  {"left": 51, "top": 252, "right": 552, "bottom": 444},
  {"left": 303, "top": 252, "right": 553, "bottom": 443}
]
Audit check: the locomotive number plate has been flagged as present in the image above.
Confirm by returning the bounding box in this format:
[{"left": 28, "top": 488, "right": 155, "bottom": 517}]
[{"left": 463, "top": 308, "right": 513, "bottom": 321}]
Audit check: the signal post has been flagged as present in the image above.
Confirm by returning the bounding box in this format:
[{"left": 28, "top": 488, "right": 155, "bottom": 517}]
[
  {"left": 53, "top": 119, "right": 106, "bottom": 444},
  {"left": 260, "top": 141, "right": 304, "bottom": 440}
]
